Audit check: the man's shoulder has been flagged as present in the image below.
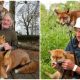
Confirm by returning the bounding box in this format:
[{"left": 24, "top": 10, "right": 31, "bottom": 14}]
[{"left": 70, "top": 37, "right": 77, "bottom": 43}]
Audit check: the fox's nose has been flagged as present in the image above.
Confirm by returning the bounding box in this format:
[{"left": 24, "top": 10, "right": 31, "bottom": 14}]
[{"left": 51, "top": 62, "right": 57, "bottom": 68}]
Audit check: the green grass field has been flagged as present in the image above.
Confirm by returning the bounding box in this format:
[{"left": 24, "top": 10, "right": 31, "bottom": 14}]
[{"left": 40, "top": 3, "right": 75, "bottom": 79}]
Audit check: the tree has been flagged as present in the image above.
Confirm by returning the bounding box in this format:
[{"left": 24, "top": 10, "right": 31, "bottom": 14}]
[
  {"left": 9, "top": 1, "right": 15, "bottom": 30},
  {"left": 15, "top": 1, "right": 39, "bottom": 35}
]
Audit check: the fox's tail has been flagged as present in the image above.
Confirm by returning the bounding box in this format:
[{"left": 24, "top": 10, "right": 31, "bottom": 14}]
[{"left": 15, "top": 61, "right": 39, "bottom": 74}]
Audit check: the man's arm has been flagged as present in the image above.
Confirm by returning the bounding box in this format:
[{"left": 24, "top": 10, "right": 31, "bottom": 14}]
[
  {"left": 76, "top": 66, "right": 80, "bottom": 74},
  {"left": 62, "top": 59, "right": 80, "bottom": 75}
]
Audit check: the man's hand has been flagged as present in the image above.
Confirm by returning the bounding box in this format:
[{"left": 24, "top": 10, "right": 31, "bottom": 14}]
[
  {"left": 2, "top": 43, "right": 12, "bottom": 50},
  {"left": 62, "top": 59, "right": 75, "bottom": 70}
]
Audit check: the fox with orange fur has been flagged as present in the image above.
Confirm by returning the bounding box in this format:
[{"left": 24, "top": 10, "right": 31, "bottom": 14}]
[
  {"left": 0, "top": 35, "right": 38, "bottom": 78},
  {"left": 55, "top": 9, "right": 80, "bottom": 26},
  {"left": 3, "top": 49, "right": 31, "bottom": 72},
  {"left": 15, "top": 60, "right": 39, "bottom": 74},
  {"left": 45, "top": 49, "right": 75, "bottom": 79},
  {"left": 3, "top": 49, "right": 38, "bottom": 74},
  {"left": 0, "top": 51, "right": 8, "bottom": 79},
  {"left": 0, "top": 35, "right": 7, "bottom": 78}
]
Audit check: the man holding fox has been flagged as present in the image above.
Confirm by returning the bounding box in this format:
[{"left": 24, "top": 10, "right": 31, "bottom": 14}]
[
  {"left": 0, "top": 12, "right": 18, "bottom": 50},
  {"left": 0, "top": 12, "right": 38, "bottom": 79},
  {"left": 62, "top": 17, "right": 80, "bottom": 78}
]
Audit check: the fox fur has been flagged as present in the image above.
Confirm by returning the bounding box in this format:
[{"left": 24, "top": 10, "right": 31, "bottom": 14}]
[
  {"left": 3, "top": 49, "right": 31, "bottom": 72},
  {"left": 15, "top": 61, "right": 39, "bottom": 74}
]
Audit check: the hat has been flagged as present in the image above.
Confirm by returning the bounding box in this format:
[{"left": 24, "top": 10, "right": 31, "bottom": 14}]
[{"left": 74, "top": 17, "right": 80, "bottom": 28}]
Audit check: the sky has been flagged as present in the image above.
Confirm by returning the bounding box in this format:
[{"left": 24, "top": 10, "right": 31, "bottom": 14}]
[
  {"left": 4, "top": 2, "right": 9, "bottom": 11},
  {"left": 40, "top": 0, "right": 80, "bottom": 10}
]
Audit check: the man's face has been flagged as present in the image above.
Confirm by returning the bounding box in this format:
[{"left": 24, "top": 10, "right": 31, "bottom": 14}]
[
  {"left": 75, "top": 28, "right": 80, "bottom": 42},
  {"left": 2, "top": 15, "right": 12, "bottom": 29}
]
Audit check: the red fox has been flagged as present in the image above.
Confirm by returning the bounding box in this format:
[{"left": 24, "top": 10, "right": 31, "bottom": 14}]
[
  {"left": 0, "top": 35, "right": 7, "bottom": 78},
  {"left": 3, "top": 49, "right": 31, "bottom": 72},
  {"left": 15, "top": 61, "right": 39, "bottom": 74},
  {"left": 0, "top": 35, "right": 5, "bottom": 44},
  {"left": 0, "top": 35, "right": 38, "bottom": 78},
  {"left": 0, "top": 51, "right": 8, "bottom": 79},
  {"left": 45, "top": 49, "right": 75, "bottom": 79},
  {"left": 54, "top": 9, "right": 80, "bottom": 26}
]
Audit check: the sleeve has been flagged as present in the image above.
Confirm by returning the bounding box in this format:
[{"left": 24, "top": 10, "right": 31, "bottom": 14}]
[{"left": 11, "top": 30, "right": 18, "bottom": 49}]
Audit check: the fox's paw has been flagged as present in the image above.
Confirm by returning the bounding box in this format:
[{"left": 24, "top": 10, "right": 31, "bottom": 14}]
[{"left": 15, "top": 69, "right": 19, "bottom": 73}]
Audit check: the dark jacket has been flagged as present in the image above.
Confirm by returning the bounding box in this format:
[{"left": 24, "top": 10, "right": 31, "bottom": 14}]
[
  {"left": 65, "top": 36, "right": 80, "bottom": 63},
  {"left": 65, "top": 36, "right": 80, "bottom": 78},
  {"left": 0, "top": 28, "right": 18, "bottom": 49}
]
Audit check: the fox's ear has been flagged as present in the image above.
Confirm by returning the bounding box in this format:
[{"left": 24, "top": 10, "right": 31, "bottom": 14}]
[
  {"left": 63, "top": 51, "right": 67, "bottom": 58},
  {"left": 54, "top": 9, "right": 60, "bottom": 15},
  {"left": 4, "top": 50, "right": 11, "bottom": 58},
  {"left": 66, "top": 8, "right": 69, "bottom": 13}
]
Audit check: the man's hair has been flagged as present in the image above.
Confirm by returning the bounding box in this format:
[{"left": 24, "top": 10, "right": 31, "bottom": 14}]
[{"left": 2, "top": 12, "right": 14, "bottom": 27}]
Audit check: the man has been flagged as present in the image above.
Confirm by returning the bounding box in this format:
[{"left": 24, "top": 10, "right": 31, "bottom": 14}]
[
  {"left": 62, "top": 17, "right": 80, "bottom": 78},
  {"left": 0, "top": 13, "right": 18, "bottom": 50}
]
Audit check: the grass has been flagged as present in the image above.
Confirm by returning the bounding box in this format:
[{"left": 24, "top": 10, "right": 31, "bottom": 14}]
[
  {"left": 40, "top": 2, "right": 79, "bottom": 79},
  {"left": 40, "top": 11, "right": 74, "bottom": 79}
]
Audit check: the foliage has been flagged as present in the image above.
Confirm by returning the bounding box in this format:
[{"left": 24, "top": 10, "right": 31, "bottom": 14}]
[{"left": 40, "top": 1, "right": 80, "bottom": 79}]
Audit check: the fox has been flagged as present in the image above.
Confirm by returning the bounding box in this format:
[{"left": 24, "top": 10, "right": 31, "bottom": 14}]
[
  {"left": 0, "top": 35, "right": 38, "bottom": 78},
  {"left": 0, "top": 35, "right": 7, "bottom": 78},
  {"left": 54, "top": 9, "right": 80, "bottom": 26},
  {"left": 45, "top": 49, "right": 75, "bottom": 79},
  {"left": 15, "top": 60, "right": 39, "bottom": 74},
  {"left": 4, "top": 49, "right": 39, "bottom": 74},
  {"left": 0, "top": 35, "right": 5, "bottom": 44},
  {"left": 0, "top": 51, "right": 8, "bottom": 79},
  {"left": 3, "top": 49, "right": 31, "bottom": 72}
]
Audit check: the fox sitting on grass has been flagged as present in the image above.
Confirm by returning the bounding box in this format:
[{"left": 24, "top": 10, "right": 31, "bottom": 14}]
[{"left": 45, "top": 49, "right": 75, "bottom": 79}]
